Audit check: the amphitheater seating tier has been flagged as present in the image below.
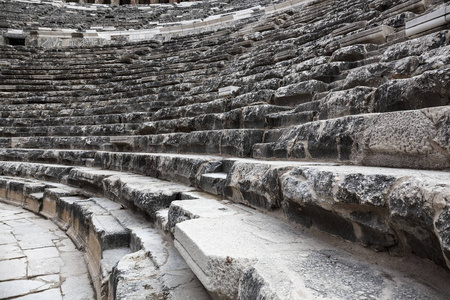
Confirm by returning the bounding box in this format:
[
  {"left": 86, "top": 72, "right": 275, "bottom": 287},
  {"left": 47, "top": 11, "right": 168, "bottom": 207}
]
[{"left": 1, "top": 0, "right": 450, "bottom": 299}]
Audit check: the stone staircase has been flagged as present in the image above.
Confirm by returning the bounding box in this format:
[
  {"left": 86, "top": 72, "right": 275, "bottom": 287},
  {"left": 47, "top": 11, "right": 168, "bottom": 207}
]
[{"left": 1, "top": 0, "right": 450, "bottom": 299}]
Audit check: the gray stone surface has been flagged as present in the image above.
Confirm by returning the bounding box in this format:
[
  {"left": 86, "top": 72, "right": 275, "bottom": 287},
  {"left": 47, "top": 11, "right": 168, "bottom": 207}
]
[
  {"left": 172, "top": 199, "right": 450, "bottom": 300},
  {"left": 0, "top": 202, "right": 95, "bottom": 300}
]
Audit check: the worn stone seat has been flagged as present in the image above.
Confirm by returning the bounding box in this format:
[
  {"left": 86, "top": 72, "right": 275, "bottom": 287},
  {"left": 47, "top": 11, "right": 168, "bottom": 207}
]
[
  {"left": 1, "top": 0, "right": 450, "bottom": 299},
  {"left": 0, "top": 112, "right": 152, "bottom": 127},
  {"left": 0, "top": 168, "right": 211, "bottom": 300},
  {"left": 0, "top": 155, "right": 450, "bottom": 299},
  {"left": 0, "top": 123, "right": 140, "bottom": 137}
]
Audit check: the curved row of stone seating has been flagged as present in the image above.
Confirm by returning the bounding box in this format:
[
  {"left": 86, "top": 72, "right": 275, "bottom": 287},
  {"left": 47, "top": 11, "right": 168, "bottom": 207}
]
[
  {"left": 0, "top": 161, "right": 213, "bottom": 300},
  {"left": 1, "top": 1, "right": 450, "bottom": 298},
  {"left": 0, "top": 0, "right": 449, "bottom": 171},
  {"left": 0, "top": 0, "right": 279, "bottom": 33},
  {"left": 1, "top": 155, "right": 450, "bottom": 299}
]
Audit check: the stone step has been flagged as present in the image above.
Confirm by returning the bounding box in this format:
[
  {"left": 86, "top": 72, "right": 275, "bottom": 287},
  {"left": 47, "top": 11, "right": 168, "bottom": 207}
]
[
  {"left": 0, "top": 112, "right": 152, "bottom": 127},
  {"left": 5, "top": 129, "right": 266, "bottom": 158},
  {"left": 170, "top": 198, "right": 450, "bottom": 300},
  {"left": 252, "top": 105, "right": 450, "bottom": 170},
  {"left": 0, "top": 123, "right": 139, "bottom": 137},
  {"left": 0, "top": 173, "right": 212, "bottom": 300},
  {"left": 5, "top": 152, "right": 450, "bottom": 270},
  {"left": 198, "top": 172, "right": 228, "bottom": 196},
  {"left": 266, "top": 110, "right": 316, "bottom": 128},
  {"left": 138, "top": 104, "right": 290, "bottom": 134},
  {"left": 2, "top": 152, "right": 450, "bottom": 290}
]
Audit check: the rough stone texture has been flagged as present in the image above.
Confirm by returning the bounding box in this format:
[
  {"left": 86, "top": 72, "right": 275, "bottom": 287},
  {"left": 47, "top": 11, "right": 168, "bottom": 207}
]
[
  {"left": 317, "top": 87, "right": 376, "bottom": 119},
  {"left": 256, "top": 107, "right": 450, "bottom": 169},
  {"left": 172, "top": 199, "right": 450, "bottom": 300},
  {"left": 273, "top": 80, "right": 328, "bottom": 106},
  {"left": 1, "top": 0, "right": 450, "bottom": 299},
  {"left": 0, "top": 170, "right": 212, "bottom": 300},
  {"left": 224, "top": 161, "right": 291, "bottom": 210},
  {"left": 0, "top": 202, "right": 94, "bottom": 300}
]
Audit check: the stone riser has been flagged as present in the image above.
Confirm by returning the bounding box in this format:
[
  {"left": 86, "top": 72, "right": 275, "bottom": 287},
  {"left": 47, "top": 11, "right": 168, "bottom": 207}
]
[
  {"left": 0, "top": 173, "right": 211, "bottom": 300},
  {"left": 0, "top": 155, "right": 449, "bottom": 271},
  {"left": 1, "top": 106, "right": 448, "bottom": 170}
]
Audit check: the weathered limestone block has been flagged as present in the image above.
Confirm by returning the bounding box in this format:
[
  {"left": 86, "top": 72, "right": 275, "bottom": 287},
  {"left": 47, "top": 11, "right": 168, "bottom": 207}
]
[
  {"left": 281, "top": 70, "right": 310, "bottom": 86},
  {"left": 111, "top": 250, "right": 168, "bottom": 300},
  {"left": 230, "top": 90, "right": 273, "bottom": 109},
  {"left": 220, "top": 129, "right": 264, "bottom": 157},
  {"left": 172, "top": 198, "right": 450, "bottom": 300},
  {"left": 280, "top": 164, "right": 450, "bottom": 264},
  {"left": 168, "top": 199, "right": 236, "bottom": 233},
  {"left": 254, "top": 107, "right": 450, "bottom": 169},
  {"left": 103, "top": 174, "right": 193, "bottom": 221},
  {"left": 280, "top": 167, "right": 398, "bottom": 250},
  {"left": 179, "top": 131, "right": 222, "bottom": 154},
  {"left": 332, "top": 21, "right": 368, "bottom": 37},
  {"left": 0, "top": 161, "right": 73, "bottom": 182},
  {"left": 224, "top": 162, "right": 291, "bottom": 210},
  {"left": 294, "top": 56, "right": 329, "bottom": 72},
  {"left": 361, "top": 106, "right": 450, "bottom": 169},
  {"left": 414, "top": 45, "right": 450, "bottom": 75},
  {"left": 93, "top": 152, "right": 222, "bottom": 187},
  {"left": 388, "top": 178, "right": 449, "bottom": 266},
  {"left": 309, "top": 61, "right": 354, "bottom": 83},
  {"left": 373, "top": 66, "right": 450, "bottom": 112},
  {"left": 342, "top": 63, "right": 390, "bottom": 89},
  {"left": 199, "top": 173, "right": 228, "bottom": 196},
  {"left": 273, "top": 80, "right": 327, "bottom": 106},
  {"left": 385, "top": 55, "right": 420, "bottom": 79},
  {"left": 266, "top": 110, "right": 316, "bottom": 128},
  {"left": 330, "top": 44, "right": 369, "bottom": 62},
  {"left": 241, "top": 105, "right": 290, "bottom": 129},
  {"left": 381, "top": 30, "right": 449, "bottom": 62},
  {"left": 340, "top": 25, "right": 395, "bottom": 47},
  {"left": 317, "top": 87, "right": 376, "bottom": 119},
  {"left": 68, "top": 168, "right": 123, "bottom": 193}
]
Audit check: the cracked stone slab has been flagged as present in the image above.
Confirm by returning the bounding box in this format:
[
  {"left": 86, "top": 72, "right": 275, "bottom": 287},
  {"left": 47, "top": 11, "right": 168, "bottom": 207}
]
[
  {"left": 0, "top": 202, "right": 94, "bottom": 300},
  {"left": 172, "top": 199, "right": 450, "bottom": 300},
  {"left": 0, "top": 258, "right": 27, "bottom": 281},
  {"left": 0, "top": 275, "right": 60, "bottom": 299}
]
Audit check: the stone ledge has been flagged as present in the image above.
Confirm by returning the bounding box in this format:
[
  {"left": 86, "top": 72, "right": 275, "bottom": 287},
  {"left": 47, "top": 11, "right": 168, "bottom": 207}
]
[
  {"left": 406, "top": 5, "right": 450, "bottom": 37},
  {"left": 340, "top": 25, "right": 395, "bottom": 47},
  {"left": 0, "top": 172, "right": 212, "bottom": 300},
  {"left": 171, "top": 198, "right": 450, "bottom": 300}
]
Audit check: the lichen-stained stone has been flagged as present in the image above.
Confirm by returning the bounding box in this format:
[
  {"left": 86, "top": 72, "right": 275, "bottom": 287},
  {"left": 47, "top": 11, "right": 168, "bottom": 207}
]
[
  {"left": 385, "top": 55, "right": 420, "bottom": 79},
  {"left": 388, "top": 178, "right": 450, "bottom": 267},
  {"left": 179, "top": 131, "right": 222, "bottom": 154},
  {"left": 111, "top": 250, "right": 167, "bottom": 300},
  {"left": 342, "top": 63, "right": 390, "bottom": 89},
  {"left": 220, "top": 129, "right": 264, "bottom": 157},
  {"left": 256, "top": 107, "right": 450, "bottom": 169},
  {"left": 103, "top": 174, "right": 194, "bottom": 221},
  {"left": 93, "top": 152, "right": 222, "bottom": 187},
  {"left": 273, "top": 80, "right": 328, "bottom": 106},
  {"left": 0, "top": 161, "right": 73, "bottom": 182},
  {"left": 279, "top": 165, "right": 450, "bottom": 256},
  {"left": 317, "top": 86, "right": 376, "bottom": 119},
  {"left": 361, "top": 107, "right": 450, "bottom": 169},
  {"left": 372, "top": 66, "right": 450, "bottom": 112},
  {"left": 381, "top": 30, "right": 449, "bottom": 62},
  {"left": 241, "top": 105, "right": 290, "bottom": 129},
  {"left": 330, "top": 44, "right": 369, "bottom": 62},
  {"left": 224, "top": 162, "right": 291, "bottom": 210}
]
